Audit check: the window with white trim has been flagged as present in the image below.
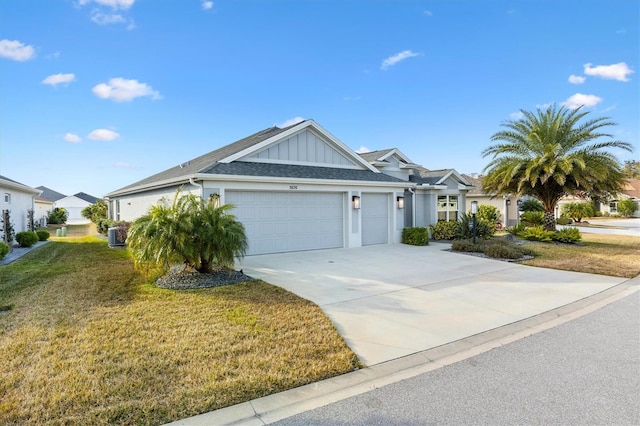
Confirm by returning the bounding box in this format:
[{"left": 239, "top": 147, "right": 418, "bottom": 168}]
[
  {"left": 3, "top": 193, "right": 10, "bottom": 204},
  {"left": 437, "top": 195, "right": 459, "bottom": 222}
]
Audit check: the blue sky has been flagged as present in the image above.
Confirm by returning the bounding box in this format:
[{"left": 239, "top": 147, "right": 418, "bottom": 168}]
[{"left": 1, "top": 0, "right": 638, "bottom": 198}]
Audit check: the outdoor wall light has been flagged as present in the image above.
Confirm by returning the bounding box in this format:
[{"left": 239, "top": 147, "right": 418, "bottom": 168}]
[
  {"left": 506, "top": 199, "right": 511, "bottom": 206},
  {"left": 397, "top": 196, "right": 404, "bottom": 209},
  {"left": 352, "top": 195, "right": 361, "bottom": 210}
]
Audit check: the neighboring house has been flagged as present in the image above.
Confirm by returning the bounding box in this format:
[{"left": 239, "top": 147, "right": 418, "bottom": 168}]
[
  {"left": 463, "top": 174, "right": 519, "bottom": 227},
  {"left": 106, "top": 120, "right": 474, "bottom": 256},
  {"left": 551, "top": 179, "right": 640, "bottom": 219},
  {"left": 34, "top": 196, "right": 54, "bottom": 227},
  {"left": 0, "top": 175, "right": 41, "bottom": 239},
  {"left": 36, "top": 186, "right": 100, "bottom": 224},
  {"left": 55, "top": 192, "right": 99, "bottom": 224}
]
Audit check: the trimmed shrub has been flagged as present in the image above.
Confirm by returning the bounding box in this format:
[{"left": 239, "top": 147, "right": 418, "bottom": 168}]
[
  {"left": 36, "top": 230, "right": 50, "bottom": 241},
  {"left": 429, "top": 221, "right": 459, "bottom": 240},
  {"left": 483, "top": 243, "right": 525, "bottom": 259},
  {"left": 15, "top": 231, "right": 38, "bottom": 248},
  {"left": 478, "top": 204, "right": 500, "bottom": 228},
  {"left": 556, "top": 217, "right": 573, "bottom": 225},
  {"left": 0, "top": 241, "right": 9, "bottom": 260},
  {"left": 518, "top": 226, "right": 554, "bottom": 242},
  {"left": 451, "top": 239, "right": 482, "bottom": 253},
  {"left": 520, "top": 211, "right": 544, "bottom": 226},
  {"left": 402, "top": 227, "right": 429, "bottom": 246},
  {"left": 618, "top": 198, "right": 637, "bottom": 217},
  {"left": 97, "top": 219, "right": 116, "bottom": 235},
  {"left": 552, "top": 227, "right": 582, "bottom": 244}
]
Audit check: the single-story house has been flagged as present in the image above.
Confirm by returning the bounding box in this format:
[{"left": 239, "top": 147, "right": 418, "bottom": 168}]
[
  {"left": 463, "top": 174, "right": 519, "bottom": 227},
  {"left": 105, "top": 120, "right": 474, "bottom": 255},
  {"left": 556, "top": 178, "right": 640, "bottom": 218},
  {"left": 0, "top": 175, "right": 41, "bottom": 240},
  {"left": 36, "top": 186, "right": 99, "bottom": 224}
]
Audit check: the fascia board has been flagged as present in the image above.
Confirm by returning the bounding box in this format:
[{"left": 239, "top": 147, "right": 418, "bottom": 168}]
[
  {"left": 379, "top": 148, "right": 415, "bottom": 165},
  {"left": 193, "top": 173, "right": 409, "bottom": 188},
  {"left": 219, "top": 120, "right": 381, "bottom": 173},
  {"left": 0, "top": 179, "right": 40, "bottom": 195},
  {"left": 105, "top": 175, "right": 199, "bottom": 198}
]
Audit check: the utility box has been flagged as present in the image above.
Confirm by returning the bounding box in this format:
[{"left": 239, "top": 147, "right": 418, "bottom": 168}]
[{"left": 108, "top": 227, "right": 125, "bottom": 248}]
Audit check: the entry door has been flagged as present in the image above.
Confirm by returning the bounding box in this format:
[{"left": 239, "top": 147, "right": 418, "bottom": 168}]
[{"left": 361, "top": 193, "right": 389, "bottom": 245}]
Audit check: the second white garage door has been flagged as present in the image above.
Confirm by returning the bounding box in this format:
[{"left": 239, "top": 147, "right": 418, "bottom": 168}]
[
  {"left": 361, "top": 193, "right": 389, "bottom": 246},
  {"left": 226, "top": 191, "right": 344, "bottom": 255}
]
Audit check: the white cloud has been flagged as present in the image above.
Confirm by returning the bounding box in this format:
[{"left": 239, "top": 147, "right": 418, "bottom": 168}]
[
  {"left": 355, "top": 146, "right": 371, "bottom": 154},
  {"left": 89, "top": 9, "right": 134, "bottom": 28},
  {"left": 42, "top": 73, "right": 76, "bottom": 86},
  {"left": 561, "top": 93, "right": 603, "bottom": 109},
  {"left": 0, "top": 39, "right": 36, "bottom": 61},
  {"left": 202, "top": 1, "right": 213, "bottom": 10},
  {"left": 423, "top": 10, "right": 433, "bottom": 16},
  {"left": 380, "top": 50, "right": 420, "bottom": 70},
  {"left": 536, "top": 102, "right": 553, "bottom": 110},
  {"left": 509, "top": 111, "right": 524, "bottom": 120},
  {"left": 79, "top": 0, "right": 135, "bottom": 9},
  {"left": 64, "top": 133, "right": 82, "bottom": 143},
  {"left": 568, "top": 74, "right": 585, "bottom": 84},
  {"left": 277, "top": 117, "right": 305, "bottom": 128},
  {"left": 584, "top": 62, "right": 634, "bottom": 82},
  {"left": 92, "top": 78, "right": 161, "bottom": 102},
  {"left": 88, "top": 129, "right": 120, "bottom": 140}
]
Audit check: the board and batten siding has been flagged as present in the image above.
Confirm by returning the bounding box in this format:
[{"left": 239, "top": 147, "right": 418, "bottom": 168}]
[{"left": 246, "top": 130, "right": 354, "bottom": 167}]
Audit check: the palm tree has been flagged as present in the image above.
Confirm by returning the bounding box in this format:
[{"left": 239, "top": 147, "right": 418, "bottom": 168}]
[
  {"left": 127, "top": 191, "right": 248, "bottom": 274},
  {"left": 482, "top": 105, "right": 632, "bottom": 231}
]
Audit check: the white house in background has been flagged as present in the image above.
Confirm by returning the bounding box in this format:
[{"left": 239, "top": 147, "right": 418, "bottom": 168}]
[
  {"left": 55, "top": 193, "right": 99, "bottom": 224},
  {"left": 106, "top": 120, "right": 474, "bottom": 256},
  {"left": 0, "top": 175, "right": 41, "bottom": 239},
  {"left": 36, "top": 186, "right": 99, "bottom": 224},
  {"left": 34, "top": 196, "right": 54, "bottom": 227},
  {"left": 463, "top": 174, "right": 520, "bottom": 227}
]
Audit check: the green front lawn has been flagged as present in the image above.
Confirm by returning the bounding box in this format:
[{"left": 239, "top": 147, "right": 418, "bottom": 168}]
[{"left": 0, "top": 237, "right": 359, "bottom": 425}]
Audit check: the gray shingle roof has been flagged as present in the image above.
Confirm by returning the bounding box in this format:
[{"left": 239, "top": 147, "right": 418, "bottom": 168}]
[
  {"left": 36, "top": 186, "right": 66, "bottom": 202},
  {"left": 358, "top": 149, "right": 394, "bottom": 163},
  {"left": 203, "top": 162, "right": 405, "bottom": 182},
  {"left": 409, "top": 167, "right": 452, "bottom": 185},
  {"left": 461, "top": 174, "right": 485, "bottom": 195},
  {"left": 74, "top": 192, "right": 99, "bottom": 203},
  {"left": 109, "top": 124, "right": 298, "bottom": 194}
]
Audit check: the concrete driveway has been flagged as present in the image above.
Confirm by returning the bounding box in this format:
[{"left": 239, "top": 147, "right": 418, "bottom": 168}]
[{"left": 239, "top": 243, "right": 626, "bottom": 366}]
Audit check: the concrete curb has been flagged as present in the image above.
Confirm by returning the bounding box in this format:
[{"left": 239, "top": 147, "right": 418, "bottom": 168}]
[{"left": 165, "top": 276, "right": 639, "bottom": 426}]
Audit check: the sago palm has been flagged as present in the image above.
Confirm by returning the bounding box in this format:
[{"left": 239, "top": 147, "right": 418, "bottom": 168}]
[
  {"left": 127, "top": 191, "right": 247, "bottom": 274},
  {"left": 482, "top": 105, "right": 632, "bottom": 230}
]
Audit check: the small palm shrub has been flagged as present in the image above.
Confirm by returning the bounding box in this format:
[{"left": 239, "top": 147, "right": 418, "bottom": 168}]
[
  {"left": 401, "top": 227, "right": 429, "bottom": 246},
  {"left": 520, "top": 198, "right": 544, "bottom": 212},
  {"left": 429, "top": 221, "right": 459, "bottom": 240},
  {"left": 562, "top": 202, "right": 594, "bottom": 223},
  {"left": 47, "top": 207, "right": 68, "bottom": 225},
  {"left": 518, "top": 226, "right": 554, "bottom": 242},
  {"left": 505, "top": 222, "right": 526, "bottom": 235},
  {"left": 552, "top": 227, "right": 582, "bottom": 244},
  {"left": 15, "top": 231, "right": 39, "bottom": 247},
  {"left": 0, "top": 241, "right": 9, "bottom": 260},
  {"left": 36, "top": 230, "right": 50, "bottom": 241},
  {"left": 520, "top": 211, "right": 544, "bottom": 226},
  {"left": 456, "top": 212, "right": 495, "bottom": 240}
]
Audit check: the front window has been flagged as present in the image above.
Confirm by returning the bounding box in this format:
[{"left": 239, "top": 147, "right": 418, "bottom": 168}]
[
  {"left": 3, "top": 193, "right": 10, "bottom": 204},
  {"left": 609, "top": 201, "right": 618, "bottom": 213},
  {"left": 438, "top": 195, "right": 459, "bottom": 222}
]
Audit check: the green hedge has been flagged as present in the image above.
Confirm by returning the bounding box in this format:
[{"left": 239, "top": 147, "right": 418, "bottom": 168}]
[
  {"left": 0, "top": 241, "right": 9, "bottom": 260},
  {"left": 402, "top": 227, "right": 429, "bottom": 246},
  {"left": 36, "top": 230, "right": 50, "bottom": 241},
  {"left": 16, "top": 231, "right": 38, "bottom": 247}
]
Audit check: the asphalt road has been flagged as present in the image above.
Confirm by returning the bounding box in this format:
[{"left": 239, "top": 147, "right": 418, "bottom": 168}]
[{"left": 274, "top": 291, "right": 640, "bottom": 425}]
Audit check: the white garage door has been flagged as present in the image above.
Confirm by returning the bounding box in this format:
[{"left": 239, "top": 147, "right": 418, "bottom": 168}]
[
  {"left": 362, "top": 193, "right": 389, "bottom": 246},
  {"left": 226, "top": 191, "right": 344, "bottom": 255}
]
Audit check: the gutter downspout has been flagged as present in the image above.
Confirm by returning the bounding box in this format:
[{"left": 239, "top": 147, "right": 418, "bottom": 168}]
[{"left": 188, "top": 177, "right": 203, "bottom": 197}]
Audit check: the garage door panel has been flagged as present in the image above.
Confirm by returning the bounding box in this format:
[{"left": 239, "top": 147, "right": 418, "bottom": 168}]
[{"left": 226, "top": 191, "right": 344, "bottom": 255}]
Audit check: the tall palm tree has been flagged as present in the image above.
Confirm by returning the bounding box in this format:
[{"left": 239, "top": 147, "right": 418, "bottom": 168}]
[
  {"left": 127, "top": 191, "right": 247, "bottom": 274},
  {"left": 482, "top": 105, "right": 632, "bottom": 231}
]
